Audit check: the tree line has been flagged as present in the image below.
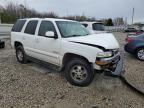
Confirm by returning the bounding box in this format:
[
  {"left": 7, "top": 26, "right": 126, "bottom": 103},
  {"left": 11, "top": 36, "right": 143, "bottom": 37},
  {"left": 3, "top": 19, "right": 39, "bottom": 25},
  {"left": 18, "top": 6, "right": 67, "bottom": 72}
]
[{"left": 0, "top": 2, "right": 114, "bottom": 26}]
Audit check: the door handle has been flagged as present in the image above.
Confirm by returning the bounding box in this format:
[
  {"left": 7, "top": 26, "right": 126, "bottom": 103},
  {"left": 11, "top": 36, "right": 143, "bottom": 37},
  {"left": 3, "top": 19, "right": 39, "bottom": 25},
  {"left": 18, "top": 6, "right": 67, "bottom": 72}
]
[
  {"left": 22, "top": 37, "right": 25, "bottom": 40},
  {"left": 36, "top": 39, "right": 40, "bottom": 43}
]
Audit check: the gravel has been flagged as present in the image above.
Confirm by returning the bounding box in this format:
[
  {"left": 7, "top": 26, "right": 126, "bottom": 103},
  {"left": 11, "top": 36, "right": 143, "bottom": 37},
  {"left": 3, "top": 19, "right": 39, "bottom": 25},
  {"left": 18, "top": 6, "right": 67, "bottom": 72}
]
[{"left": 0, "top": 33, "right": 144, "bottom": 108}]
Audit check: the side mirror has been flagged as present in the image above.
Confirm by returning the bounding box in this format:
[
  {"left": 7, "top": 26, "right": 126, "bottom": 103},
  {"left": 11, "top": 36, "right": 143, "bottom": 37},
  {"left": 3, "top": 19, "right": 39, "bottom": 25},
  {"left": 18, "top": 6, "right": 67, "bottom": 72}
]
[{"left": 45, "top": 31, "right": 55, "bottom": 38}]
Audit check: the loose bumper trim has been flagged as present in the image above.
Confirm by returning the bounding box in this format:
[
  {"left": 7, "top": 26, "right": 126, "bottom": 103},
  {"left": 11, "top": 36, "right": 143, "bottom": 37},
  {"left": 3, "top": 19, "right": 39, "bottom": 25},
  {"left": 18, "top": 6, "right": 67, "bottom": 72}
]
[
  {"left": 94, "top": 54, "right": 124, "bottom": 76},
  {"left": 109, "top": 55, "right": 124, "bottom": 76}
]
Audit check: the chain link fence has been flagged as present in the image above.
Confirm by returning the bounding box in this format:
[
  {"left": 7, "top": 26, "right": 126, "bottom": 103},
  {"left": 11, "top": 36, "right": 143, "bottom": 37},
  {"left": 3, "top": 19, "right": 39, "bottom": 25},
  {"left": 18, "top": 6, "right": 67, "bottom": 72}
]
[{"left": 105, "top": 26, "right": 125, "bottom": 32}]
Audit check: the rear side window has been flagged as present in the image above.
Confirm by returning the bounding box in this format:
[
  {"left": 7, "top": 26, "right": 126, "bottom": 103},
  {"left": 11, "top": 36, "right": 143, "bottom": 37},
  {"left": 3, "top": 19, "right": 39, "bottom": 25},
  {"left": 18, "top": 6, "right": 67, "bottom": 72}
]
[
  {"left": 82, "top": 24, "right": 88, "bottom": 27},
  {"left": 12, "top": 20, "right": 26, "bottom": 32},
  {"left": 24, "top": 20, "right": 38, "bottom": 35},
  {"left": 38, "top": 21, "right": 57, "bottom": 36}
]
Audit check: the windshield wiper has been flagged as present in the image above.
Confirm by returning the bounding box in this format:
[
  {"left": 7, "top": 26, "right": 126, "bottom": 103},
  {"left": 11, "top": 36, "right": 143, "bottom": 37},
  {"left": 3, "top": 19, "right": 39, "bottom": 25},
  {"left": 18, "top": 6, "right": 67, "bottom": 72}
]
[
  {"left": 66, "top": 35, "right": 83, "bottom": 37},
  {"left": 84, "top": 34, "right": 89, "bottom": 36},
  {"left": 64, "top": 34, "right": 89, "bottom": 38}
]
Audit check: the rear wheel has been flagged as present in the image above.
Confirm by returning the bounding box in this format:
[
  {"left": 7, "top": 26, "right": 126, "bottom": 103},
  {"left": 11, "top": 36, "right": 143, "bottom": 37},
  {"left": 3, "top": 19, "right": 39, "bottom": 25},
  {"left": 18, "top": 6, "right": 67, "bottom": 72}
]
[
  {"left": 65, "top": 58, "right": 94, "bottom": 87},
  {"left": 136, "top": 48, "right": 144, "bottom": 61},
  {"left": 16, "top": 46, "right": 28, "bottom": 64},
  {"left": 0, "top": 41, "right": 5, "bottom": 48}
]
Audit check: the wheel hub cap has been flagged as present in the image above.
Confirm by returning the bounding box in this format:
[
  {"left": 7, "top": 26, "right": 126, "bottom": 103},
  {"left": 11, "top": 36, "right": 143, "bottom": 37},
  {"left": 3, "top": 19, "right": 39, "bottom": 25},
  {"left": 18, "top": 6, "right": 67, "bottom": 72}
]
[
  {"left": 17, "top": 51, "right": 23, "bottom": 61},
  {"left": 138, "top": 49, "right": 144, "bottom": 60},
  {"left": 70, "top": 65, "right": 88, "bottom": 82}
]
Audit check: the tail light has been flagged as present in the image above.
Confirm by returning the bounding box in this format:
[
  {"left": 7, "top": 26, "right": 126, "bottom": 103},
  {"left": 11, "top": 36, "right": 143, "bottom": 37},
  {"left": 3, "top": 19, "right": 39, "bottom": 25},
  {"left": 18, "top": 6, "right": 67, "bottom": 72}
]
[{"left": 127, "top": 37, "right": 134, "bottom": 43}]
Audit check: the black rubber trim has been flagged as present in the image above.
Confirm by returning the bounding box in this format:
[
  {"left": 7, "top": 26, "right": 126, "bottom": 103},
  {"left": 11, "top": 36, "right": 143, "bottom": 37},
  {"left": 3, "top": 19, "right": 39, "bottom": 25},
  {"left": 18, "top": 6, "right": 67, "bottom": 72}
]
[{"left": 69, "top": 41, "right": 106, "bottom": 51}]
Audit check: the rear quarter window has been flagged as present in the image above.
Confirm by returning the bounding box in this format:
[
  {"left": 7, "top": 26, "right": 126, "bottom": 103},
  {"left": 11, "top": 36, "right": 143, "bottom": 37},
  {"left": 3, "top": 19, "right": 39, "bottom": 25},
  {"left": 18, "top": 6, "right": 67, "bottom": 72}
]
[
  {"left": 92, "top": 23, "right": 105, "bottom": 31},
  {"left": 12, "top": 20, "right": 26, "bottom": 32}
]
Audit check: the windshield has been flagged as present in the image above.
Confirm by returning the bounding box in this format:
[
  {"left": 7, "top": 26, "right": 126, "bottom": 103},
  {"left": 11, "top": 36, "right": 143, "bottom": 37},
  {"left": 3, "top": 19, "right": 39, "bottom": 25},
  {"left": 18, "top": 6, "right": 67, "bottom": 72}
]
[
  {"left": 56, "top": 21, "right": 90, "bottom": 38},
  {"left": 136, "top": 33, "right": 144, "bottom": 37},
  {"left": 92, "top": 23, "right": 105, "bottom": 31}
]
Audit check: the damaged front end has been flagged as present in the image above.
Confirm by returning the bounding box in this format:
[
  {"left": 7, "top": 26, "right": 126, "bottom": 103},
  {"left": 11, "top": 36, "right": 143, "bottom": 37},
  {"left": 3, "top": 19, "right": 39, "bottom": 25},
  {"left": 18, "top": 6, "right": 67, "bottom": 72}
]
[{"left": 95, "top": 51, "right": 124, "bottom": 76}]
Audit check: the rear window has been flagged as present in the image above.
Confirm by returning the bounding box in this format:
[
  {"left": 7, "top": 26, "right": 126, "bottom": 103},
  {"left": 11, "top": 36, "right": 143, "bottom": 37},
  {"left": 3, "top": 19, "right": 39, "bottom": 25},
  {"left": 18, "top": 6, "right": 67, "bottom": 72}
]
[
  {"left": 92, "top": 23, "right": 105, "bottom": 31},
  {"left": 137, "top": 33, "right": 144, "bottom": 37},
  {"left": 128, "top": 28, "right": 135, "bottom": 30},
  {"left": 24, "top": 20, "right": 38, "bottom": 35},
  {"left": 82, "top": 23, "right": 88, "bottom": 27},
  {"left": 12, "top": 20, "right": 26, "bottom": 32}
]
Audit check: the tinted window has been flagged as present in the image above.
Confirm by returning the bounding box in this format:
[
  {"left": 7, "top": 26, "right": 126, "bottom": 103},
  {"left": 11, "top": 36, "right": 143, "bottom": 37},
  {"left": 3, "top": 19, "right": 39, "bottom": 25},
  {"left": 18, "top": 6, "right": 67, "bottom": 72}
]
[
  {"left": 24, "top": 20, "right": 38, "bottom": 35},
  {"left": 12, "top": 20, "right": 26, "bottom": 32},
  {"left": 92, "top": 23, "right": 105, "bottom": 31},
  {"left": 82, "top": 24, "right": 88, "bottom": 27},
  {"left": 137, "top": 34, "right": 144, "bottom": 38},
  {"left": 128, "top": 28, "right": 135, "bottom": 30},
  {"left": 38, "top": 21, "right": 57, "bottom": 36}
]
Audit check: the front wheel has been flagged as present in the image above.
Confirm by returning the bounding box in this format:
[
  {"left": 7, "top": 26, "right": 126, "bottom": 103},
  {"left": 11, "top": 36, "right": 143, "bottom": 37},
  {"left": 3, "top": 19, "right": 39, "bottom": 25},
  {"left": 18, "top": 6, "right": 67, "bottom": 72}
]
[
  {"left": 136, "top": 48, "right": 144, "bottom": 61},
  {"left": 65, "top": 58, "right": 94, "bottom": 87}
]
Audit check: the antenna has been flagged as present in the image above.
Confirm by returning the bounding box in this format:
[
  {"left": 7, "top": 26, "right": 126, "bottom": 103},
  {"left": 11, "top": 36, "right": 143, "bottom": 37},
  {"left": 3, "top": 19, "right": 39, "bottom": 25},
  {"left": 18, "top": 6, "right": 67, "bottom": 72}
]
[
  {"left": 132, "top": 7, "right": 134, "bottom": 25},
  {"left": 24, "top": 0, "right": 27, "bottom": 17}
]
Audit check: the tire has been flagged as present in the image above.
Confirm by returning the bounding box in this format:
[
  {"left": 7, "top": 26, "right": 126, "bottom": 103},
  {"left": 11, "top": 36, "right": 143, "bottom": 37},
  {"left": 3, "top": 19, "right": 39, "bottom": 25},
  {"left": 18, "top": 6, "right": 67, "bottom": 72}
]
[
  {"left": 16, "top": 46, "right": 27, "bottom": 64},
  {"left": 0, "top": 41, "right": 5, "bottom": 49},
  {"left": 136, "top": 47, "right": 144, "bottom": 61},
  {"left": 65, "top": 58, "right": 94, "bottom": 87}
]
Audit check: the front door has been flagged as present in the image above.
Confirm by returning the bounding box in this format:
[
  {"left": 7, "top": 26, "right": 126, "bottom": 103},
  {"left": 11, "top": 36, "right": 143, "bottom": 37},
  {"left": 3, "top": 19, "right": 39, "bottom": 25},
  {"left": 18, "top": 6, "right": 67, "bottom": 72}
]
[{"left": 33, "top": 20, "right": 61, "bottom": 65}]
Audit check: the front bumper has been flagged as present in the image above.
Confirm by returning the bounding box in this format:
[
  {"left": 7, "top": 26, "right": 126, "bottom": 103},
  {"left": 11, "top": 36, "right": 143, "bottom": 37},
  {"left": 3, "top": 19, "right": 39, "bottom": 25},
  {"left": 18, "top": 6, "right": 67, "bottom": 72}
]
[
  {"left": 106, "top": 55, "right": 124, "bottom": 76},
  {"left": 94, "top": 53, "right": 124, "bottom": 76}
]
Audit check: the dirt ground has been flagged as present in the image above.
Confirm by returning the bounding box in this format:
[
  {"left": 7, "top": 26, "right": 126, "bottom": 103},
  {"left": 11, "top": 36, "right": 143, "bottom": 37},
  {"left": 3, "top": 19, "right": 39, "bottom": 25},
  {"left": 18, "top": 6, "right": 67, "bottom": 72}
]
[{"left": 0, "top": 33, "right": 143, "bottom": 108}]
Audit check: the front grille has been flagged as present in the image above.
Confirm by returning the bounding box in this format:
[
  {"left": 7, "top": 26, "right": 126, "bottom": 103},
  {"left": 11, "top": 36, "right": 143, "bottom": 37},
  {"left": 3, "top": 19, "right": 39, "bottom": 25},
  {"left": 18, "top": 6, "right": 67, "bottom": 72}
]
[{"left": 112, "top": 49, "right": 119, "bottom": 56}]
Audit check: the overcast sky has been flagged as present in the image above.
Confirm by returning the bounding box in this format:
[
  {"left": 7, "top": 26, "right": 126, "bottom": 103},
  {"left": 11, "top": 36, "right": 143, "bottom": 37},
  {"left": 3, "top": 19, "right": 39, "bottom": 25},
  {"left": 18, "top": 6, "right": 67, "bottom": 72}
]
[{"left": 0, "top": 0, "right": 144, "bottom": 24}]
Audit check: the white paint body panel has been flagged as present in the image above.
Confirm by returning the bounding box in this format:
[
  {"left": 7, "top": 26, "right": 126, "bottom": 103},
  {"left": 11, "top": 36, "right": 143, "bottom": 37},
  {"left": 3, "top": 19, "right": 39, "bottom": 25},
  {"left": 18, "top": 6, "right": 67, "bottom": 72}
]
[
  {"left": 81, "top": 21, "right": 108, "bottom": 34},
  {"left": 65, "top": 33, "right": 119, "bottom": 50},
  {"left": 11, "top": 18, "right": 120, "bottom": 70}
]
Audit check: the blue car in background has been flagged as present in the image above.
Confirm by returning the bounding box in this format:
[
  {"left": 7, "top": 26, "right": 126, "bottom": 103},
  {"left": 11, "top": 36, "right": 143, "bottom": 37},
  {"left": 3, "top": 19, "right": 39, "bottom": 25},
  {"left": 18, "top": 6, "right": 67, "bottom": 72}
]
[{"left": 125, "top": 33, "right": 144, "bottom": 61}]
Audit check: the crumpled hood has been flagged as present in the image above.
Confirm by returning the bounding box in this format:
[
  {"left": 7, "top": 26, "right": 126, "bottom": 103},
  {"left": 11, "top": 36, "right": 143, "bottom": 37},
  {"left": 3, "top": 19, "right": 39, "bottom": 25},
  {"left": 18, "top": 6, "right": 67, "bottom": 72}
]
[{"left": 65, "top": 33, "right": 120, "bottom": 50}]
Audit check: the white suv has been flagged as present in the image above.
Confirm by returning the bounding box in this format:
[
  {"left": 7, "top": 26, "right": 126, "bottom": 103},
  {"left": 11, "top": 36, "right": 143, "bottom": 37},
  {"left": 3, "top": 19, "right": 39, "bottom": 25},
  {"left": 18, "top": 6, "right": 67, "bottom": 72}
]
[
  {"left": 11, "top": 18, "right": 123, "bottom": 86},
  {"left": 81, "top": 22, "right": 108, "bottom": 34}
]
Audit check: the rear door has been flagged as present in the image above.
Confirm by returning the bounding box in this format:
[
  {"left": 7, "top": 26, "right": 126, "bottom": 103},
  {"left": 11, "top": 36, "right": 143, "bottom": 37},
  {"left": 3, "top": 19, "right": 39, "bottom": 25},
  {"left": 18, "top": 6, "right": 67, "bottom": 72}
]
[
  {"left": 22, "top": 20, "right": 38, "bottom": 57},
  {"left": 33, "top": 20, "right": 61, "bottom": 65}
]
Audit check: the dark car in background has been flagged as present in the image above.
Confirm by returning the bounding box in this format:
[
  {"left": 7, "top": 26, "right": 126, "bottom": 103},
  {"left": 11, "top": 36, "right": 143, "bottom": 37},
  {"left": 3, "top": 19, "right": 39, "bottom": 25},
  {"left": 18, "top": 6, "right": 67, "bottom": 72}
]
[
  {"left": 126, "top": 31, "right": 144, "bottom": 42},
  {"left": 124, "top": 27, "right": 137, "bottom": 33},
  {"left": 125, "top": 33, "right": 144, "bottom": 61}
]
